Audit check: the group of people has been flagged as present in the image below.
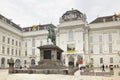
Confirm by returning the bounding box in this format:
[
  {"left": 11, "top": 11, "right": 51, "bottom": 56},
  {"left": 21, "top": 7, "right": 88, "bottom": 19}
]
[{"left": 101, "top": 64, "right": 114, "bottom": 72}]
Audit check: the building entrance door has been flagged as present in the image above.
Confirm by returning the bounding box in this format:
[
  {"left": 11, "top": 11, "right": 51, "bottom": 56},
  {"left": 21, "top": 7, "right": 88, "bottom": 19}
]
[{"left": 15, "top": 59, "right": 21, "bottom": 68}]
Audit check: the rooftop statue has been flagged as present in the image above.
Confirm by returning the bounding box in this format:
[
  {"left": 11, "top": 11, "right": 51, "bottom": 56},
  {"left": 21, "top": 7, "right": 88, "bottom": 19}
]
[{"left": 47, "top": 26, "right": 56, "bottom": 45}]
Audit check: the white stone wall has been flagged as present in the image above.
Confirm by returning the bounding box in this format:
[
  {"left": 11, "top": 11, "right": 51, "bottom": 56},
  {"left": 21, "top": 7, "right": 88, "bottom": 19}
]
[
  {"left": 0, "top": 12, "right": 120, "bottom": 68},
  {"left": 89, "top": 20, "right": 120, "bottom": 67},
  {"left": 0, "top": 24, "right": 23, "bottom": 68}
]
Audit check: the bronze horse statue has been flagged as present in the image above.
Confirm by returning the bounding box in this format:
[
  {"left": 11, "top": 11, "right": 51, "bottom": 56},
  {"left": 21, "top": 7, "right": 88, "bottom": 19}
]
[{"left": 47, "top": 26, "right": 56, "bottom": 45}]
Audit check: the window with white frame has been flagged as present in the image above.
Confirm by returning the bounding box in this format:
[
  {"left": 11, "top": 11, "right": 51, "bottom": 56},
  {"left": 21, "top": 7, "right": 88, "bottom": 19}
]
[
  {"left": 11, "top": 48, "right": 14, "bottom": 55},
  {"left": 2, "top": 36, "right": 5, "bottom": 43},
  {"left": 16, "top": 49, "right": 17, "bottom": 56},
  {"left": 110, "top": 57, "right": 113, "bottom": 63},
  {"left": 99, "top": 44, "right": 103, "bottom": 53},
  {"left": 7, "top": 47, "right": 10, "bottom": 55},
  {"left": 8, "top": 38, "right": 10, "bottom": 44},
  {"left": 12, "top": 39, "right": 14, "bottom": 45},
  {"left": 90, "top": 36, "right": 93, "bottom": 43},
  {"left": 32, "top": 38, "right": 35, "bottom": 47},
  {"left": 99, "top": 35, "right": 102, "bottom": 42},
  {"left": 68, "top": 30, "right": 73, "bottom": 41},
  {"left": 2, "top": 46, "right": 5, "bottom": 54},
  {"left": 109, "top": 33, "right": 112, "bottom": 41},
  {"left": 32, "top": 49, "right": 35, "bottom": 55},
  {"left": 109, "top": 43, "right": 112, "bottom": 53},
  {"left": 19, "top": 42, "right": 21, "bottom": 47},
  {"left": 16, "top": 41, "right": 18, "bottom": 46},
  {"left": 25, "top": 50, "right": 27, "bottom": 56},
  {"left": 25, "top": 42, "right": 27, "bottom": 47},
  {"left": 90, "top": 45, "right": 93, "bottom": 53},
  {"left": 100, "top": 58, "right": 103, "bottom": 64},
  {"left": 19, "top": 50, "right": 21, "bottom": 56}
]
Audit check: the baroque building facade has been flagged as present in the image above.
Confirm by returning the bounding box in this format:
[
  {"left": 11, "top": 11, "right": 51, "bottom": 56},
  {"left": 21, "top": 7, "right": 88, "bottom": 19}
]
[{"left": 0, "top": 9, "right": 120, "bottom": 68}]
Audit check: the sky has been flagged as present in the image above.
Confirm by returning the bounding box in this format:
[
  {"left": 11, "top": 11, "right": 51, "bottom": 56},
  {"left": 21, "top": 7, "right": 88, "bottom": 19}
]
[{"left": 0, "top": 0, "right": 120, "bottom": 27}]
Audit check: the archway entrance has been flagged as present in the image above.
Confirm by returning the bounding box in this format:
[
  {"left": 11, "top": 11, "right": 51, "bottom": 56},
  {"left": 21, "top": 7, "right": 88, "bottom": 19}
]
[
  {"left": 15, "top": 59, "right": 21, "bottom": 68},
  {"left": 68, "top": 56, "right": 74, "bottom": 67},
  {"left": 31, "top": 59, "right": 35, "bottom": 65},
  {"left": 77, "top": 55, "right": 83, "bottom": 65},
  {"left": 1, "top": 57, "right": 5, "bottom": 68}
]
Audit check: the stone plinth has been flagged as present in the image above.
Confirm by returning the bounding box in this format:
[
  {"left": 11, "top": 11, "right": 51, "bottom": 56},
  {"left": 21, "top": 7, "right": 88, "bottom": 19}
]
[
  {"left": 36, "top": 45, "right": 64, "bottom": 68},
  {"left": 28, "top": 45, "right": 68, "bottom": 74}
]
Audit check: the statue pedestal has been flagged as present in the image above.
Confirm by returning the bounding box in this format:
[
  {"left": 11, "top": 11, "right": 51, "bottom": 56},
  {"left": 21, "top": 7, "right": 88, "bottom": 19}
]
[
  {"left": 37, "top": 45, "right": 64, "bottom": 69},
  {"left": 29, "top": 45, "right": 68, "bottom": 74}
]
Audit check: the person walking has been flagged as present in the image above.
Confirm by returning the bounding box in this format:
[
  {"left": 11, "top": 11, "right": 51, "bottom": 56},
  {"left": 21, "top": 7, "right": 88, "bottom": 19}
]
[{"left": 101, "top": 64, "right": 105, "bottom": 72}]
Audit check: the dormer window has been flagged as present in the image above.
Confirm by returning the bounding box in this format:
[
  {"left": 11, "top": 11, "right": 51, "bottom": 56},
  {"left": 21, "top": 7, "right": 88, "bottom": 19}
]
[{"left": 2, "top": 18, "right": 6, "bottom": 22}]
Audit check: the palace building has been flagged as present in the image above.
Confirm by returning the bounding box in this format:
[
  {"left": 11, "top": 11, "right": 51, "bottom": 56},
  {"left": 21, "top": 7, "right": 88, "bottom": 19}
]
[{"left": 0, "top": 9, "right": 120, "bottom": 68}]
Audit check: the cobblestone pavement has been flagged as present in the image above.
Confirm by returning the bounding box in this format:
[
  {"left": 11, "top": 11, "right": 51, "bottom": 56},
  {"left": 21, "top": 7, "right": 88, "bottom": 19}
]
[{"left": 0, "top": 68, "right": 119, "bottom": 80}]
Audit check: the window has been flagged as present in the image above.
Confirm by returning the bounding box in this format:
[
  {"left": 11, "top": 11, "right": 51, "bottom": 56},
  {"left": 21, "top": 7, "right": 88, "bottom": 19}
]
[
  {"left": 110, "top": 57, "right": 113, "bottom": 63},
  {"left": 2, "top": 36, "right": 5, "bottom": 43},
  {"left": 109, "top": 33, "right": 112, "bottom": 41},
  {"left": 19, "top": 42, "right": 21, "bottom": 47},
  {"left": 32, "top": 49, "right": 35, "bottom": 55},
  {"left": 90, "top": 45, "right": 93, "bottom": 53},
  {"left": 68, "top": 30, "right": 73, "bottom": 41},
  {"left": 25, "top": 42, "right": 27, "bottom": 47},
  {"left": 11, "top": 48, "right": 14, "bottom": 55},
  {"left": 40, "top": 40, "right": 42, "bottom": 46},
  {"left": 7, "top": 59, "right": 9, "bottom": 64},
  {"left": 90, "top": 36, "right": 93, "bottom": 43},
  {"left": 32, "top": 38, "right": 35, "bottom": 47},
  {"left": 100, "top": 58, "right": 103, "bottom": 64},
  {"left": 99, "top": 44, "right": 103, "bottom": 53},
  {"left": 7, "top": 47, "right": 10, "bottom": 55},
  {"left": 19, "top": 50, "right": 21, "bottom": 56},
  {"left": 2, "top": 46, "right": 5, "bottom": 54},
  {"left": 1, "top": 58, "right": 5, "bottom": 64},
  {"left": 24, "top": 60, "right": 27, "bottom": 64},
  {"left": 25, "top": 50, "right": 27, "bottom": 56},
  {"left": 12, "top": 39, "right": 14, "bottom": 45},
  {"left": 109, "top": 43, "right": 112, "bottom": 53},
  {"left": 90, "top": 58, "right": 94, "bottom": 64},
  {"left": 8, "top": 38, "right": 10, "bottom": 44},
  {"left": 16, "top": 49, "right": 17, "bottom": 56},
  {"left": 99, "top": 35, "right": 102, "bottom": 42},
  {"left": 16, "top": 41, "right": 18, "bottom": 46}
]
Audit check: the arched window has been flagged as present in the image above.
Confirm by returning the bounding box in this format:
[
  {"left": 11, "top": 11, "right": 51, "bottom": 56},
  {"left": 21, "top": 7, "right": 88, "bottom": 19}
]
[
  {"left": 15, "top": 59, "right": 21, "bottom": 68},
  {"left": 1, "top": 57, "right": 5, "bottom": 64},
  {"left": 68, "top": 56, "right": 74, "bottom": 67},
  {"left": 1, "top": 57, "right": 5, "bottom": 68},
  {"left": 31, "top": 59, "right": 35, "bottom": 65}
]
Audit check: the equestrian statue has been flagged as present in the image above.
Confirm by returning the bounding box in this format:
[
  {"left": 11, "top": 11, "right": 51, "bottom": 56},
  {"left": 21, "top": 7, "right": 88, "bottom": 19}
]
[{"left": 47, "top": 26, "right": 56, "bottom": 45}]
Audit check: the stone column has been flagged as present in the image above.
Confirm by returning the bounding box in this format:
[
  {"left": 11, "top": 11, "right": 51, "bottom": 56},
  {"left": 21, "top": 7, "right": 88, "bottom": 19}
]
[{"left": 8, "top": 58, "right": 14, "bottom": 73}]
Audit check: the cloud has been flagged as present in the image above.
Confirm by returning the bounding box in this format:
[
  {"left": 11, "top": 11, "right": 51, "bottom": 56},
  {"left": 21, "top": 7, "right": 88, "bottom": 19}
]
[
  {"left": 0, "top": 0, "right": 120, "bottom": 27},
  {"left": 75, "top": 0, "right": 120, "bottom": 22}
]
